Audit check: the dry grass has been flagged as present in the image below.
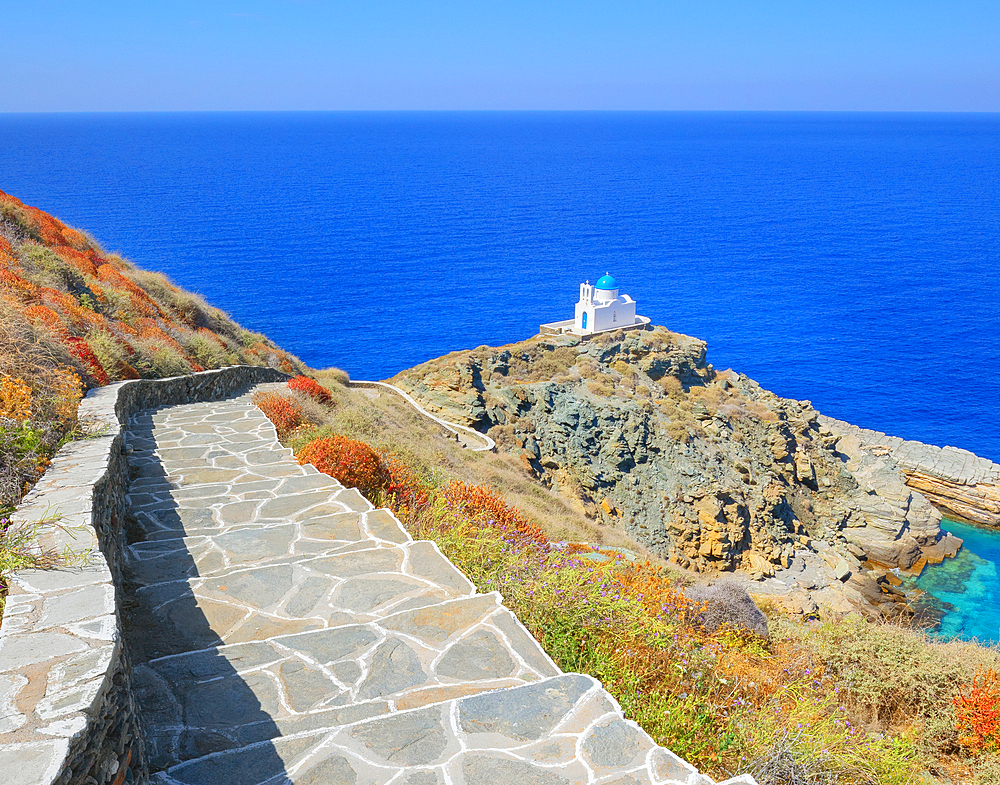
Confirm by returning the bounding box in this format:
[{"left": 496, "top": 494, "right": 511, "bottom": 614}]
[
  {"left": 778, "top": 614, "right": 1000, "bottom": 756},
  {"left": 0, "top": 189, "right": 310, "bottom": 615},
  {"left": 0, "top": 189, "right": 308, "bottom": 513}
]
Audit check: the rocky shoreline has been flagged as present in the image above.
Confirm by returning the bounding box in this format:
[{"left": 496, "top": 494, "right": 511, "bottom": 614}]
[
  {"left": 820, "top": 417, "right": 1000, "bottom": 528},
  {"left": 390, "top": 326, "right": 978, "bottom": 620}
]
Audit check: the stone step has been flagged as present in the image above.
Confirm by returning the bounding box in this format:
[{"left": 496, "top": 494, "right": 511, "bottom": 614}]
[
  {"left": 136, "top": 593, "right": 560, "bottom": 775},
  {"left": 127, "top": 538, "right": 486, "bottom": 662},
  {"left": 129, "top": 486, "right": 373, "bottom": 541},
  {"left": 125, "top": 464, "right": 340, "bottom": 496},
  {"left": 115, "top": 392, "right": 736, "bottom": 785},
  {"left": 147, "top": 674, "right": 706, "bottom": 785},
  {"left": 126, "top": 509, "right": 414, "bottom": 584}
]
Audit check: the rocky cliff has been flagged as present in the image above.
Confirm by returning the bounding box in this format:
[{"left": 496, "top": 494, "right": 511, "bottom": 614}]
[{"left": 391, "top": 326, "right": 963, "bottom": 618}]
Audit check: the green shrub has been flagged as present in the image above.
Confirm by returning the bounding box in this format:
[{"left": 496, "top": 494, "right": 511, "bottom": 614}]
[
  {"left": 0, "top": 420, "right": 49, "bottom": 511},
  {"left": 181, "top": 334, "right": 226, "bottom": 369},
  {"left": 131, "top": 338, "right": 190, "bottom": 378},
  {"left": 785, "top": 614, "right": 1000, "bottom": 755},
  {"left": 86, "top": 330, "right": 133, "bottom": 378},
  {"left": 21, "top": 245, "right": 86, "bottom": 292}
]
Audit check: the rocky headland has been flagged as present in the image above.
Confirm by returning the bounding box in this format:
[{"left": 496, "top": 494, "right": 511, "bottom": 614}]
[{"left": 390, "top": 326, "right": 973, "bottom": 619}]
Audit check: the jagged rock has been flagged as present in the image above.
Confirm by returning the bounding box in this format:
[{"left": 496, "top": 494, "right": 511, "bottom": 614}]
[
  {"left": 833, "top": 558, "right": 852, "bottom": 582},
  {"left": 765, "top": 590, "right": 819, "bottom": 616},
  {"left": 822, "top": 416, "right": 1000, "bottom": 528},
  {"left": 843, "top": 529, "right": 922, "bottom": 570},
  {"left": 745, "top": 551, "right": 775, "bottom": 578}
]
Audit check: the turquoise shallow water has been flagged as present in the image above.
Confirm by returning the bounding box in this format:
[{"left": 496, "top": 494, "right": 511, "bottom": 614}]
[{"left": 916, "top": 519, "right": 1000, "bottom": 644}]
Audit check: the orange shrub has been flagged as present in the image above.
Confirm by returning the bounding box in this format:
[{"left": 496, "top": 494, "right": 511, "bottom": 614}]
[
  {"left": 287, "top": 375, "right": 333, "bottom": 404},
  {"left": 37, "top": 287, "right": 107, "bottom": 334},
  {"left": 613, "top": 560, "right": 705, "bottom": 624},
  {"left": 58, "top": 226, "right": 93, "bottom": 251},
  {"left": 46, "top": 369, "right": 83, "bottom": 423},
  {"left": 245, "top": 341, "right": 272, "bottom": 360},
  {"left": 0, "top": 375, "right": 33, "bottom": 421},
  {"left": 27, "top": 206, "right": 70, "bottom": 246},
  {"left": 439, "top": 480, "right": 548, "bottom": 549},
  {"left": 955, "top": 668, "right": 1000, "bottom": 754},
  {"left": 96, "top": 265, "right": 162, "bottom": 317},
  {"left": 0, "top": 235, "right": 15, "bottom": 262},
  {"left": 1, "top": 269, "right": 38, "bottom": 303},
  {"left": 24, "top": 305, "right": 67, "bottom": 336},
  {"left": 297, "top": 435, "right": 388, "bottom": 499},
  {"left": 45, "top": 290, "right": 108, "bottom": 334},
  {"left": 253, "top": 392, "right": 305, "bottom": 438},
  {"left": 137, "top": 318, "right": 191, "bottom": 360},
  {"left": 54, "top": 245, "right": 99, "bottom": 277}
]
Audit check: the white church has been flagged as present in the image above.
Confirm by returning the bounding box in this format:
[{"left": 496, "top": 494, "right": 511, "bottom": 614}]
[{"left": 540, "top": 273, "right": 651, "bottom": 337}]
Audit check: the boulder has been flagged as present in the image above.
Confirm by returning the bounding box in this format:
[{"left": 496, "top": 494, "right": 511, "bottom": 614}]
[{"left": 833, "top": 558, "right": 852, "bottom": 582}]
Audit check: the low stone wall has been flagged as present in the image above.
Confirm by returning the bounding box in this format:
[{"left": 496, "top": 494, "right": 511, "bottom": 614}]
[{"left": 0, "top": 367, "right": 289, "bottom": 785}]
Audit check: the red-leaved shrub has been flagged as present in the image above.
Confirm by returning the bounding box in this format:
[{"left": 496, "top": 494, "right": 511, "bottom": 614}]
[
  {"left": 380, "top": 453, "right": 430, "bottom": 510},
  {"left": 287, "top": 375, "right": 333, "bottom": 404},
  {"left": 438, "top": 480, "right": 548, "bottom": 549},
  {"left": 297, "top": 435, "right": 388, "bottom": 499},
  {"left": 253, "top": 392, "right": 305, "bottom": 438},
  {"left": 955, "top": 668, "right": 1000, "bottom": 754},
  {"left": 65, "top": 337, "right": 109, "bottom": 386}
]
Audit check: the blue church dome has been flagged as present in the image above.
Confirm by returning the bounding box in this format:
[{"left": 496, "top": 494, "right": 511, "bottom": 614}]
[{"left": 595, "top": 274, "right": 618, "bottom": 290}]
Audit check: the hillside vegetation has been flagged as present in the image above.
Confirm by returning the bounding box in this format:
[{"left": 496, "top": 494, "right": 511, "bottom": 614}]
[
  {"left": 0, "top": 191, "right": 304, "bottom": 590},
  {"left": 257, "top": 372, "right": 1000, "bottom": 785}
]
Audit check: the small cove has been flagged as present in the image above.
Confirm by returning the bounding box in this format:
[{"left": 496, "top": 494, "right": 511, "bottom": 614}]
[{"left": 915, "top": 518, "right": 1000, "bottom": 644}]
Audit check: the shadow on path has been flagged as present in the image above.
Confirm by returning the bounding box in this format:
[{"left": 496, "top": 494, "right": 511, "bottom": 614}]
[{"left": 120, "top": 417, "right": 290, "bottom": 785}]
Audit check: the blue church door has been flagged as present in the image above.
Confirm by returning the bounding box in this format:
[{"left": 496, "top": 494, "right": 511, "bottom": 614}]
[{"left": 581, "top": 313, "right": 587, "bottom": 329}]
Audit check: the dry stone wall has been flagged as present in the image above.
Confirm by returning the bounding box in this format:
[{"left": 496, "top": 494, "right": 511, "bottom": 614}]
[{"left": 0, "top": 367, "right": 289, "bottom": 785}]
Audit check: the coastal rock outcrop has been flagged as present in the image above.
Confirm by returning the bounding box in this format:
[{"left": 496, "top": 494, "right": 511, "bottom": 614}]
[
  {"left": 392, "top": 326, "right": 962, "bottom": 618},
  {"left": 822, "top": 417, "right": 1000, "bottom": 528}
]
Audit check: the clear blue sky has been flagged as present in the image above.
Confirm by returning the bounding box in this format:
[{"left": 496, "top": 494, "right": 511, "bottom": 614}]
[{"left": 2, "top": 1, "right": 998, "bottom": 111}]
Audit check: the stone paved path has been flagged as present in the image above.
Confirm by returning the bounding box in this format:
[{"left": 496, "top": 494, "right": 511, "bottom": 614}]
[{"left": 121, "top": 390, "right": 738, "bottom": 785}]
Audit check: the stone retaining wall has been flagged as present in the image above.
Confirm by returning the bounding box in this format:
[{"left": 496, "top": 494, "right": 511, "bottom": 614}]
[{"left": 0, "top": 367, "right": 289, "bottom": 785}]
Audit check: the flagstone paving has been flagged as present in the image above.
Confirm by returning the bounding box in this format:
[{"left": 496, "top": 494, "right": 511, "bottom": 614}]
[{"left": 121, "top": 390, "right": 748, "bottom": 785}]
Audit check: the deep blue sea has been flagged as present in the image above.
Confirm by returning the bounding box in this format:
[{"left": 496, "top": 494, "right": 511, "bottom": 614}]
[{"left": 1, "top": 111, "right": 998, "bottom": 465}]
